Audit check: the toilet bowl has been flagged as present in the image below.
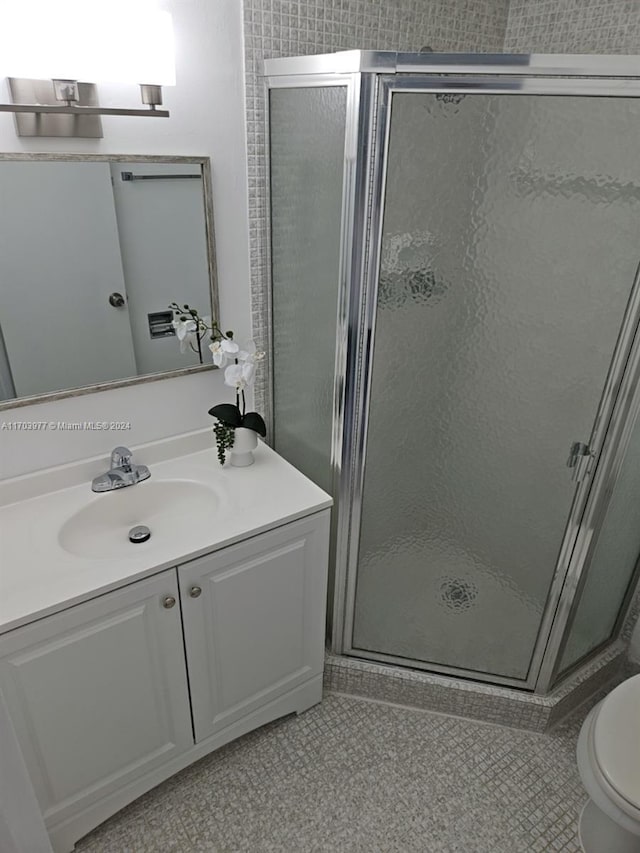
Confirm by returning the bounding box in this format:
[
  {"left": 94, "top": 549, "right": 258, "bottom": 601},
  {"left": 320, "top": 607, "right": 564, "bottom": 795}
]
[{"left": 576, "top": 674, "right": 640, "bottom": 853}]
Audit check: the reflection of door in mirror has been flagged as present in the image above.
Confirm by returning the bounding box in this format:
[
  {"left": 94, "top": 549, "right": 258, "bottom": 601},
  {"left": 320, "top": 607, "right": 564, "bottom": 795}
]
[
  {"left": 110, "top": 162, "right": 210, "bottom": 376},
  {"left": 0, "top": 162, "right": 138, "bottom": 398},
  {"left": 0, "top": 157, "right": 215, "bottom": 405}
]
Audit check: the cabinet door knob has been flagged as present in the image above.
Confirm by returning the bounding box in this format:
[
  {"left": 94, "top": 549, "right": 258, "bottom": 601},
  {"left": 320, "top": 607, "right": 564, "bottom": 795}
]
[
  {"left": 189, "top": 585, "right": 202, "bottom": 598},
  {"left": 162, "top": 595, "right": 176, "bottom": 609}
]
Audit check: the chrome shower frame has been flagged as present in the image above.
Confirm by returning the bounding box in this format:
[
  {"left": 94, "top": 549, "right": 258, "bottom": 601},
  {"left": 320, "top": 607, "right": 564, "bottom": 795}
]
[{"left": 264, "top": 51, "right": 640, "bottom": 694}]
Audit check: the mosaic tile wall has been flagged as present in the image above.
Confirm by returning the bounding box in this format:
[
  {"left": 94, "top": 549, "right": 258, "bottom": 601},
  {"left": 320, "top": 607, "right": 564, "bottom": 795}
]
[
  {"left": 242, "top": 0, "right": 510, "bottom": 414},
  {"left": 504, "top": 0, "right": 640, "bottom": 53}
]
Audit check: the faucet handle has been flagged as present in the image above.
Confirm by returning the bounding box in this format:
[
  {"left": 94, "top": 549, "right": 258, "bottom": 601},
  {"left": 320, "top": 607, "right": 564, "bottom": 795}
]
[{"left": 110, "top": 446, "right": 132, "bottom": 468}]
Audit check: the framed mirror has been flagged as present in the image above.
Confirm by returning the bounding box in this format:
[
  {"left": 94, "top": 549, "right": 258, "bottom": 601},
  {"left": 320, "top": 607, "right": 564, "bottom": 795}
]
[{"left": 0, "top": 153, "right": 218, "bottom": 410}]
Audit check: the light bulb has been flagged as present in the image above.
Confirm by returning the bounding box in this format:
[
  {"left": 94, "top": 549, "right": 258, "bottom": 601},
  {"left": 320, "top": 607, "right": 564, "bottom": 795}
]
[{"left": 0, "top": 0, "right": 175, "bottom": 85}]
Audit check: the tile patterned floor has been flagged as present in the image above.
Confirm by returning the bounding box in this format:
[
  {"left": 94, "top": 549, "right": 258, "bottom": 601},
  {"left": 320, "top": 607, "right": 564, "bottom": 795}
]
[{"left": 75, "top": 691, "right": 592, "bottom": 853}]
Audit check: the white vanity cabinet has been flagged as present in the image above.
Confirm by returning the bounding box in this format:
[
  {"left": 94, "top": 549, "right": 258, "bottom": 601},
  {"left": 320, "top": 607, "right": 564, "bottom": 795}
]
[
  {"left": 0, "top": 571, "right": 193, "bottom": 844},
  {"left": 0, "top": 509, "right": 330, "bottom": 853},
  {"left": 179, "top": 513, "right": 329, "bottom": 742}
]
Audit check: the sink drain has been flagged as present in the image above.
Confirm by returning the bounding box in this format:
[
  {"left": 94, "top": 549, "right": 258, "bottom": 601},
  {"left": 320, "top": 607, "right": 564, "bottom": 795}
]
[{"left": 129, "top": 525, "right": 151, "bottom": 544}]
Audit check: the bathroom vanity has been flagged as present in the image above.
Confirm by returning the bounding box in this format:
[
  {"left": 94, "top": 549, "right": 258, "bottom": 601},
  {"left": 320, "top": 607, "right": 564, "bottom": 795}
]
[{"left": 0, "top": 431, "right": 331, "bottom": 852}]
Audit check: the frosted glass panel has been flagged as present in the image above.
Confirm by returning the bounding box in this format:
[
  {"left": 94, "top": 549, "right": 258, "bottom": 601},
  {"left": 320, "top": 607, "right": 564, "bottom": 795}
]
[
  {"left": 560, "top": 411, "right": 640, "bottom": 673},
  {"left": 270, "top": 86, "right": 347, "bottom": 493},
  {"left": 353, "top": 93, "right": 640, "bottom": 680}
]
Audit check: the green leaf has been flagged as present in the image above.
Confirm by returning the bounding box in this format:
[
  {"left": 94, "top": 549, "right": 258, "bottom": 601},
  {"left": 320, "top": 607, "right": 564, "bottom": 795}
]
[
  {"left": 240, "top": 411, "right": 267, "bottom": 437},
  {"left": 208, "top": 403, "right": 242, "bottom": 427}
]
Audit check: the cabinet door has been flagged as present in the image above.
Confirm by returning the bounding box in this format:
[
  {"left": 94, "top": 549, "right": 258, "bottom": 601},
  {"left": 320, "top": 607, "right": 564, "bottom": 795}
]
[
  {"left": 0, "top": 570, "right": 193, "bottom": 827},
  {"left": 179, "top": 511, "right": 330, "bottom": 743}
]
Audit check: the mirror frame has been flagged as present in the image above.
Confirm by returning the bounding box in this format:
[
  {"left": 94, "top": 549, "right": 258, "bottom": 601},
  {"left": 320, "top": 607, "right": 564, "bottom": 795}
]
[{"left": 0, "top": 152, "right": 219, "bottom": 411}]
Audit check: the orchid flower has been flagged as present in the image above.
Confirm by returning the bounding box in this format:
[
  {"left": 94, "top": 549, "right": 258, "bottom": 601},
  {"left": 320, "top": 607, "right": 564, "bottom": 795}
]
[
  {"left": 209, "top": 337, "right": 239, "bottom": 367},
  {"left": 236, "top": 340, "right": 266, "bottom": 366},
  {"left": 207, "top": 333, "right": 267, "bottom": 463},
  {"left": 170, "top": 303, "right": 268, "bottom": 464},
  {"left": 224, "top": 360, "right": 256, "bottom": 391},
  {"left": 224, "top": 341, "right": 266, "bottom": 389},
  {"left": 169, "top": 302, "right": 217, "bottom": 364},
  {"left": 172, "top": 316, "right": 199, "bottom": 354}
]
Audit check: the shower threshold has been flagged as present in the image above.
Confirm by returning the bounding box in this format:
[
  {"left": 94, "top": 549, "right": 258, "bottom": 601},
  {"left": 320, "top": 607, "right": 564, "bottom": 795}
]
[{"left": 324, "top": 643, "right": 628, "bottom": 732}]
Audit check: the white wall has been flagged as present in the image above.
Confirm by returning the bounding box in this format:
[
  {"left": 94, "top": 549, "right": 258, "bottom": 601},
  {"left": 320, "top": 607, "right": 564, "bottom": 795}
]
[{"left": 0, "top": 0, "right": 251, "bottom": 479}]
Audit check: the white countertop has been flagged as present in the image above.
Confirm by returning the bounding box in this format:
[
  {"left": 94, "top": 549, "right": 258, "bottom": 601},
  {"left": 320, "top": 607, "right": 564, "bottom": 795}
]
[{"left": 0, "top": 430, "right": 332, "bottom": 635}]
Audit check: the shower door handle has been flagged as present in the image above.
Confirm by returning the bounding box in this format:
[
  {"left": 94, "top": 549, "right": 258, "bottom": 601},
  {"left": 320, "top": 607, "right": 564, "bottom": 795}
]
[{"left": 566, "top": 441, "right": 592, "bottom": 483}]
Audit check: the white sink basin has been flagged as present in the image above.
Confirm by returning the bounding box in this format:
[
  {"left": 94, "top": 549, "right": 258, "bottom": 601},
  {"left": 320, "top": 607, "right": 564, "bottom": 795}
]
[{"left": 58, "top": 479, "right": 220, "bottom": 559}]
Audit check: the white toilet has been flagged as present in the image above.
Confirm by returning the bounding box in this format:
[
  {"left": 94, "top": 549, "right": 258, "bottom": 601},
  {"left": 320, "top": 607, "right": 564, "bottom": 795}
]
[{"left": 577, "top": 674, "right": 640, "bottom": 853}]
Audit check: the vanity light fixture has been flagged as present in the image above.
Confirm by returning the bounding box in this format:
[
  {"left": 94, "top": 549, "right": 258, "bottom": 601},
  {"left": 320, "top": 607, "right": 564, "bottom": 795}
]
[{"left": 0, "top": 0, "right": 175, "bottom": 137}]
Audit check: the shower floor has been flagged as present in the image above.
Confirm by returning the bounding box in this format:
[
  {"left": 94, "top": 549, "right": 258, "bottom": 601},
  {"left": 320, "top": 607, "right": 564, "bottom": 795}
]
[{"left": 353, "top": 540, "right": 543, "bottom": 680}]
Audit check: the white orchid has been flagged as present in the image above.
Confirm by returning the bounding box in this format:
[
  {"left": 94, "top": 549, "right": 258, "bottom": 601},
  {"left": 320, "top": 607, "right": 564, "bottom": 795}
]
[
  {"left": 207, "top": 334, "right": 267, "bottom": 463},
  {"left": 172, "top": 316, "right": 199, "bottom": 353},
  {"left": 169, "top": 304, "right": 268, "bottom": 465},
  {"left": 224, "top": 360, "right": 255, "bottom": 391},
  {"left": 209, "top": 337, "right": 239, "bottom": 367},
  {"left": 223, "top": 341, "right": 266, "bottom": 390},
  {"left": 236, "top": 340, "right": 266, "bottom": 365},
  {"left": 171, "top": 307, "right": 212, "bottom": 358}
]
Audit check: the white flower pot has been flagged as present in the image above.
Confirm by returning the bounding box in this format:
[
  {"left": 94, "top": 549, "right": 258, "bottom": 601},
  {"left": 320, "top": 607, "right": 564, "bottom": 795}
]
[{"left": 230, "top": 427, "right": 258, "bottom": 467}]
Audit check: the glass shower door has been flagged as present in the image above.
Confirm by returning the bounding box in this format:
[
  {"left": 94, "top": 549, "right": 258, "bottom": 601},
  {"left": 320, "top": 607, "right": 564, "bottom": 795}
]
[
  {"left": 270, "top": 85, "right": 348, "bottom": 494},
  {"left": 351, "top": 92, "right": 640, "bottom": 682}
]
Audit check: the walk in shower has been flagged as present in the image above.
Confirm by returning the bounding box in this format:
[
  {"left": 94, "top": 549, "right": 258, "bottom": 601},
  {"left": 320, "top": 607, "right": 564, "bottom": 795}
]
[{"left": 266, "top": 52, "right": 640, "bottom": 694}]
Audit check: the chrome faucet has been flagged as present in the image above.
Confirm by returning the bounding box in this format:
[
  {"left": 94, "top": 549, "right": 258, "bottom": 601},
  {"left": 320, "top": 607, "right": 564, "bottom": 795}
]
[{"left": 91, "top": 446, "right": 151, "bottom": 492}]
